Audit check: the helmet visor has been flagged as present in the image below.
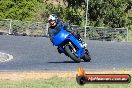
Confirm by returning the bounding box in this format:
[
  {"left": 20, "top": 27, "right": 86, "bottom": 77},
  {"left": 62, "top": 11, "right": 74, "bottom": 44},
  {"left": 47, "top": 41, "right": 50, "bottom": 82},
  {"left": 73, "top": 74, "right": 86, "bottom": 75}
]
[{"left": 49, "top": 20, "right": 56, "bottom": 27}]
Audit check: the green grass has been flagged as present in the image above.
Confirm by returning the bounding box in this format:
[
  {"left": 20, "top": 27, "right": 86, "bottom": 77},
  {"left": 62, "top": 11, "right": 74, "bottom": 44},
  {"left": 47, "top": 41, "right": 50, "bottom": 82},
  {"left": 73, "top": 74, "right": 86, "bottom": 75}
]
[{"left": 0, "top": 77, "right": 131, "bottom": 88}]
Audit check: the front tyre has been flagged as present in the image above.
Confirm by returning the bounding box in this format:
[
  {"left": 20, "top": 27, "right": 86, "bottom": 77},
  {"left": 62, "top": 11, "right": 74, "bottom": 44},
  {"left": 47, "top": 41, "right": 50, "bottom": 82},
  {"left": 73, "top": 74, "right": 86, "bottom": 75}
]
[
  {"left": 64, "top": 45, "right": 81, "bottom": 63},
  {"left": 82, "top": 49, "right": 91, "bottom": 62}
]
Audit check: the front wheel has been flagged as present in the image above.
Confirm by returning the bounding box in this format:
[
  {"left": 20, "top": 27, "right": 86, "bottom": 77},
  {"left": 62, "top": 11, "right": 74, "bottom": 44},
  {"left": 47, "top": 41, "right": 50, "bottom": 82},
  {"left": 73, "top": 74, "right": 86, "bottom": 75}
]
[
  {"left": 64, "top": 45, "right": 81, "bottom": 63},
  {"left": 82, "top": 49, "right": 91, "bottom": 62}
]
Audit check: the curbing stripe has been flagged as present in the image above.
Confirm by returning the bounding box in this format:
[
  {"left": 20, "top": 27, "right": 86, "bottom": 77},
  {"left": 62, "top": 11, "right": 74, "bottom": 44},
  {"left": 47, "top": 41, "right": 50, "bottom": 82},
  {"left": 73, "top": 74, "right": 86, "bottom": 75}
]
[{"left": 0, "top": 52, "right": 13, "bottom": 62}]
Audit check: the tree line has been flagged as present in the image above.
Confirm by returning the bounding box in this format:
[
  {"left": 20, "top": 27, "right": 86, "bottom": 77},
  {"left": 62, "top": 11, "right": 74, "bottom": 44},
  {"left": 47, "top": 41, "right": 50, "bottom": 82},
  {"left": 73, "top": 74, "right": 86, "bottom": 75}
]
[{"left": 0, "top": 0, "right": 131, "bottom": 28}]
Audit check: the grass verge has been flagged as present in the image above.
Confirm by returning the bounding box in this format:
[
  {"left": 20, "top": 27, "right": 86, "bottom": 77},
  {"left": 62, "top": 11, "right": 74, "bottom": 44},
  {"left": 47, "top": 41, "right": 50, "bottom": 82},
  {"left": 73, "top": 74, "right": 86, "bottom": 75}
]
[
  {"left": 0, "top": 71, "right": 132, "bottom": 88},
  {"left": 0, "top": 77, "right": 131, "bottom": 88}
]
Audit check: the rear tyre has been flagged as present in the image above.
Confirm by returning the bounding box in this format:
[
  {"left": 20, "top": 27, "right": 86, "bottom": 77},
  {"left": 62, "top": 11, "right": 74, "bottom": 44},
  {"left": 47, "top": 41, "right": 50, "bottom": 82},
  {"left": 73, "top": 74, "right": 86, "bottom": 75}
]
[
  {"left": 82, "top": 50, "right": 91, "bottom": 62},
  {"left": 64, "top": 45, "right": 81, "bottom": 63}
]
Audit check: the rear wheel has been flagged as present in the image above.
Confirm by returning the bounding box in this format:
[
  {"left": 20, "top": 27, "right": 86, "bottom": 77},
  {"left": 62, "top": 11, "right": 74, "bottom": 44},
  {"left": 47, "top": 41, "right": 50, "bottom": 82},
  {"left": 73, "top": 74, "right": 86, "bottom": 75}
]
[
  {"left": 82, "top": 49, "right": 91, "bottom": 62},
  {"left": 64, "top": 45, "right": 81, "bottom": 63}
]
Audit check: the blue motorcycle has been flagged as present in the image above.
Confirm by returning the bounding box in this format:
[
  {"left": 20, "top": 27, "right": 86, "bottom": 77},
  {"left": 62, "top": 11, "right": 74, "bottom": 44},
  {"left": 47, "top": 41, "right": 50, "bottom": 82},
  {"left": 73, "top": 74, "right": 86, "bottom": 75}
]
[{"left": 52, "top": 25, "right": 91, "bottom": 63}]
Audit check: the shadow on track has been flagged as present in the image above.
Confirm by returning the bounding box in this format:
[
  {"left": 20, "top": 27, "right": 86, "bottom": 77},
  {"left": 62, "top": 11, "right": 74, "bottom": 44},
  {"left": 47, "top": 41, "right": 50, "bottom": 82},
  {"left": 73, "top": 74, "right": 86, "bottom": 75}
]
[{"left": 48, "top": 61, "right": 85, "bottom": 63}]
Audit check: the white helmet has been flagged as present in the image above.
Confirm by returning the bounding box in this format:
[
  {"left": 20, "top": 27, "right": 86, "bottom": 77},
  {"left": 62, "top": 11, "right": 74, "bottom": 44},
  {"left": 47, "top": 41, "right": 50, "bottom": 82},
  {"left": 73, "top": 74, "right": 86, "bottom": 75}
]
[{"left": 48, "top": 14, "right": 58, "bottom": 23}]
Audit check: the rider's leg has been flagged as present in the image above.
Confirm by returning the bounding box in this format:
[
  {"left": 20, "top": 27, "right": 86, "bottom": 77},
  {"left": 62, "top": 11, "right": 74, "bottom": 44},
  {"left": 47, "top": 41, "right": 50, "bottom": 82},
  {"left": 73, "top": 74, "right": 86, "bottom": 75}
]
[{"left": 71, "top": 32, "right": 81, "bottom": 40}]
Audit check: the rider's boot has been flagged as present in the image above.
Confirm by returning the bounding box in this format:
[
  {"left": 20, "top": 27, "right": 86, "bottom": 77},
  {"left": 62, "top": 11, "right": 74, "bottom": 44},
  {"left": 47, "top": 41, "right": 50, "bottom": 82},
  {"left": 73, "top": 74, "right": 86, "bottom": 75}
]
[{"left": 78, "top": 38, "right": 87, "bottom": 49}]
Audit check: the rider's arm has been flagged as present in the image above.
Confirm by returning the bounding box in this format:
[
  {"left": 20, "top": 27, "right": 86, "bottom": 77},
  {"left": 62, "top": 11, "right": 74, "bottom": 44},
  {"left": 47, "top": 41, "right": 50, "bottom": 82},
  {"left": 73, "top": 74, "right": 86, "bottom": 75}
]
[
  {"left": 48, "top": 28, "right": 53, "bottom": 43},
  {"left": 63, "top": 23, "right": 82, "bottom": 39},
  {"left": 63, "top": 23, "right": 72, "bottom": 32},
  {"left": 48, "top": 28, "right": 51, "bottom": 38}
]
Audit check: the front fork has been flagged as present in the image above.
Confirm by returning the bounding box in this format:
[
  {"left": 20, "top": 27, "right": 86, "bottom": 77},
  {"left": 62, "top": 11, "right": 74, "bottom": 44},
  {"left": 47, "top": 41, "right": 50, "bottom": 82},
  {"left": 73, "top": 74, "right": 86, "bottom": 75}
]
[
  {"left": 66, "top": 42, "right": 84, "bottom": 58},
  {"left": 57, "top": 42, "right": 76, "bottom": 54},
  {"left": 58, "top": 41, "right": 86, "bottom": 58},
  {"left": 68, "top": 42, "right": 76, "bottom": 53}
]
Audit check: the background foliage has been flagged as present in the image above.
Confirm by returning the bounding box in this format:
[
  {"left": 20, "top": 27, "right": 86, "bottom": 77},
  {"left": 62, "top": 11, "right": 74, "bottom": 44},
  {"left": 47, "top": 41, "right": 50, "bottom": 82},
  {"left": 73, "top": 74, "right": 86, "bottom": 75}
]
[{"left": 0, "top": 0, "right": 131, "bottom": 28}]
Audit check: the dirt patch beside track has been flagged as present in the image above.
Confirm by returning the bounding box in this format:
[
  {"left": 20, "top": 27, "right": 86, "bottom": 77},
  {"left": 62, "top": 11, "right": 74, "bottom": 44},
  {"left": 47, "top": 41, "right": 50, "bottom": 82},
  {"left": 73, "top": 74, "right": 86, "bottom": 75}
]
[{"left": 0, "top": 70, "right": 132, "bottom": 80}]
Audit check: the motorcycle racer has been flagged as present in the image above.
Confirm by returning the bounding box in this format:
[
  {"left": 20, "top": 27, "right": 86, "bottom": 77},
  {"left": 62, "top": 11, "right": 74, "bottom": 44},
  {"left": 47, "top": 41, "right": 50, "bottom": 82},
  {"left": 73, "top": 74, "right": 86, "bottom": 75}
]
[
  {"left": 48, "top": 14, "right": 87, "bottom": 48},
  {"left": 47, "top": 14, "right": 91, "bottom": 62}
]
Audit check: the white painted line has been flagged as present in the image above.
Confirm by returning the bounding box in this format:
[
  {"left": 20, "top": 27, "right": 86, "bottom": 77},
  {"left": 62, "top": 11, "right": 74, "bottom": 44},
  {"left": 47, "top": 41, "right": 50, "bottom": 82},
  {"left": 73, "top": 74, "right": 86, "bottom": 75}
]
[{"left": 0, "top": 52, "right": 13, "bottom": 62}]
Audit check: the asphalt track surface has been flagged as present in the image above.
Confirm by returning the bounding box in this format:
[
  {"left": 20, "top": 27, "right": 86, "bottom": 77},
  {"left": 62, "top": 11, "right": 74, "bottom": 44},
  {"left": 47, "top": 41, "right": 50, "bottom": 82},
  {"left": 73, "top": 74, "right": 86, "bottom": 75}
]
[{"left": 0, "top": 35, "right": 132, "bottom": 71}]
